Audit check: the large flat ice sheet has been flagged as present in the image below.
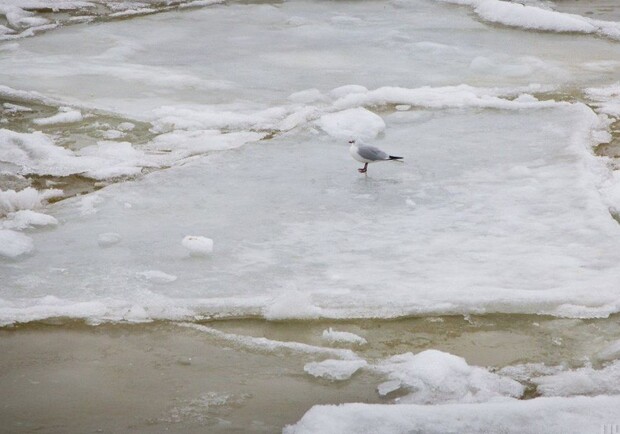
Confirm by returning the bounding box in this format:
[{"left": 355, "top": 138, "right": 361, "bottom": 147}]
[
  {"left": 2, "top": 102, "right": 619, "bottom": 324},
  {"left": 285, "top": 395, "right": 620, "bottom": 434}
]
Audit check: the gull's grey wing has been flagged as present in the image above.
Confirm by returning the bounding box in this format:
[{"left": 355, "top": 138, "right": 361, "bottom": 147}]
[{"left": 357, "top": 144, "right": 389, "bottom": 161}]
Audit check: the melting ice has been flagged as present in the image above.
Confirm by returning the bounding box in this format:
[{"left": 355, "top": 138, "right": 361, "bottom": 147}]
[{"left": 2, "top": 0, "right": 620, "bottom": 431}]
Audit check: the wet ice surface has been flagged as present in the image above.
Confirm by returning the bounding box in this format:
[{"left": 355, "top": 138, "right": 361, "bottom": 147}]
[
  {"left": 2, "top": 0, "right": 620, "bottom": 115},
  {"left": 2, "top": 0, "right": 620, "bottom": 432},
  {"left": 2, "top": 104, "right": 620, "bottom": 321}
]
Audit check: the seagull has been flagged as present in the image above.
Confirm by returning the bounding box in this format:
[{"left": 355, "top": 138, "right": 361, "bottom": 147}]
[{"left": 349, "top": 139, "right": 403, "bottom": 173}]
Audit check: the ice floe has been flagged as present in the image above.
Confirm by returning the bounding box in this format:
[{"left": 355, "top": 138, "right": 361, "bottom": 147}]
[
  {"left": 533, "top": 360, "right": 620, "bottom": 397},
  {"left": 439, "top": 0, "right": 620, "bottom": 40},
  {"left": 0, "top": 187, "right": 62, "bottom": 216},
  {"left": 32, "top": 107, "right": 83, "bottom": 126},
  {"left": 304, "top": 359, "right": 367, "bottom": 381},
  {"left": 285, "top": 395, "right": 620, "bottom": 434},
  {"left": 0, "top": 129, "right": 158, "bottom": 179},
  {"left": 178, "top": 323, "right": 359, "bottom": 360},
  {"left": 1, "top": 210, "right": 58, "bottom": 230},
  {"left": 372, "top": 350, "right": 523, "bottom": 404},
  {"left": 321, "top": 328, "right": 367, "bottom": 346}
]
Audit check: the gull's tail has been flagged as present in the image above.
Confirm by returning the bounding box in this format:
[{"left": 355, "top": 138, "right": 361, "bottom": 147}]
[{"left": 388, "top": 155, "right": 403, "bottom": 161}]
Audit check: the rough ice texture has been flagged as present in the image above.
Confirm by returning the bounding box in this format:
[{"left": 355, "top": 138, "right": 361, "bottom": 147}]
[
  {"left": 1, "top": 210, "right": 58, "bottom": 230},
  {"left": 2, "top": 0, "right": 620, "bottom": 325},
  {"left": 596, "top": 339, "right": 620, "bottom": 362},
  {"left": 304, "top": 359, "right": 367, "bottom": 381},
  {"left": 0, "top": 187, "right": 61, "bottom": 216},
  {"left": 0, "top": 129, "right": 158, "bottom": 179},
  {"left": 289, "top": 88, "right": 328, "bottom": 104},
  {"left": 2, "top": 101, "right": 620, "bottom": 323},
  {"left": 97, "top": 232, "right": 121, "bottom": 247},
  {"left": 497, "top": 363, "right": 564, "bottom": 383},
  {"left": 32, "top": 107, "right": 82, "bottom": 125},
  {"left": 0, "top": 188, "right": 43, "bottom": 215},
  {"left": 264, "top": 291, "right": 322, "bottom": 321},
  {"left": 0, "top": 0, "right": 224, "bottom": 42},
  {"left": 0, "top": 229, "right": 34, "bottom": 258},
  {"left": 438, "top": 0, "right": 620, "bottom": 40},
  {"left": 330, "top": 85, "right": 561, "bottom": 112},
  {"left": 373, "top": 350, "right": 523, "bottom": 404},
  {"left": 0, "top": 129, "right": 79, "bottom": 176},
  {"left": 147, "top": 130, "right": 265, "bottom": 159},
  {"left": 321, "top": 328, "right": 367, "bottom": 346},
  {"left": 3, "top": 102, "right": 32, "bottom": 112},
  {"left": 179, "top": 323, "right": 359, "bottom": 360},
  {"left": 136, "top": 270, "right": 178, "bottom": 284},
  {"left": 316, "top": 108, "right": 386, "bottom": 140},
  {"left": 533, "top": 360, "right": 620, "bottom": 397},
  {"left": 182, "top": 235, "right": 213, "bottom": 256},
  {"left": 285, "top": 395, "right": 620, "bottom": 434}
]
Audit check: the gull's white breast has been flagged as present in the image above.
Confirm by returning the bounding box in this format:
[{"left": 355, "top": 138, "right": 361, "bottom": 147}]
[{"left": 350, "top": 144, "right": 371, "bottom": 163}]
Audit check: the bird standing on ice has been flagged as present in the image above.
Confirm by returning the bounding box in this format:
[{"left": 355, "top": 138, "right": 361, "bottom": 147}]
[{"left": 348, "top": 139, "right": 403, "bottom": 173}]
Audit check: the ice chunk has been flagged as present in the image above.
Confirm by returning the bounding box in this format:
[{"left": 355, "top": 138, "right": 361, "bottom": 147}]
[
  {"left": 264, "top": 291, "right": 322, "bottom": 320},
  {"left": 0, "top": 129, "right": 81, "bottom": 177},
  {"left": 0, "top": 187, "right": 61, "bottom": 216},
  {"left": 331, "top": 85, "right": 559, "bottom": 112},
  {"left": 0, "top": 187, "right": 42, "bottom": 215},
  {"left": 438, "top": 0, "right": 620, "bottom": 41},
  {"left": 123, "top": 304, "right": 150, "bottom": 322},
  {"left": 321, "top": 328, "right": 367, "bottom": 346},
  {"left": 374, "top": 350, "right": 524, "bottom": 404},
  {"left": 497, "top": 363, "right": 564, "bottom": 383},
  {"left": 285, "top": 395, "right": 620, "bottom": 434},
  {"left": 97, "top": 232, "right": 121, "bottom": 247},
  {"left": 585, "top": 84, "right": 620, "bottom": 118},
  {"left": 182, "top": 235, "right": 213, "bottom": 256},
  {"left": 304, "top": 359, "right": 367, "bottom": 381},
  {"left": 2, "top": 210, "right": 58, "bottom": 230},
  {"left": 136, "top": 270, "right": 178, "bottom": 284},
  {"left": 2, "top": 102, "right": 31, "bottom": 112},
  {"left": 596, "top": 339, "right": 620, "bottom": 362},
  {"left": 377, "top": 380, "right": 402, "bottom": 396},
  {"left": 0, "top": 229, "right": 34, "bottom": 258},
  {"left": 316, "top": 108, "right": 385, "bottom": 140},
  {"left": 78, "top": 141, "right": 152, "bottom": 179},
  {"left": 117, "top": 122, "right": 135, "bottom": 132},
  {"left": 101, "top": 129, "right": 125, "bottom": 140},
  {"left": 0, "top": 129, "right": 154, "bottom": 179},
  {"left": 533, "top": 360, "right": 620, "bottom": 396},
  {"left": 32, "top": 107, "right": 83, "bottom": 125},
  {"left": 179, "top": 323, "right": 358, "bottom": 360}
]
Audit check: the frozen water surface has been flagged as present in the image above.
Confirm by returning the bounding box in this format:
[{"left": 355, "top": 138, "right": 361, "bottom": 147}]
[
  {"left": 2, "top": 103, "right": 619, "bottom": 322},
  {"left": 2, "top": 0, "right": 620, "bottom": 431},
  {"left": 2, "top": 0, "right": 620, "bottom": 117}
]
